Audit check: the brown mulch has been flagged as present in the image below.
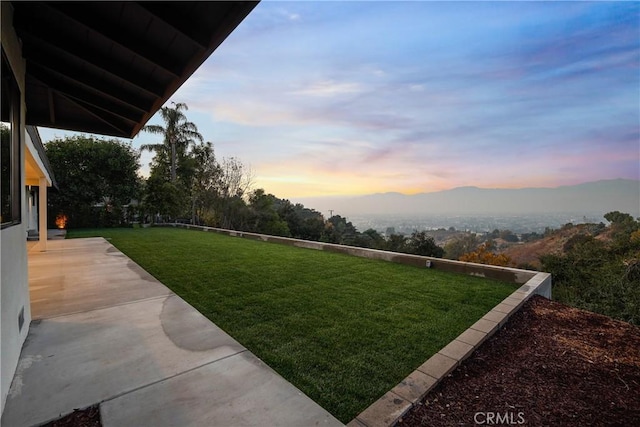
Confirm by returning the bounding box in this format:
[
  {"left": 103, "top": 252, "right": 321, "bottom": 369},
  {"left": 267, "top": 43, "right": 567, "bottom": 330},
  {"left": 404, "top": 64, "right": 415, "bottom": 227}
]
[
  {"left": 397, "top": 296, "right": 640, "bottom": 426},
  {"left": 42, "top": 406, "right": 101, "bottom": 427}
]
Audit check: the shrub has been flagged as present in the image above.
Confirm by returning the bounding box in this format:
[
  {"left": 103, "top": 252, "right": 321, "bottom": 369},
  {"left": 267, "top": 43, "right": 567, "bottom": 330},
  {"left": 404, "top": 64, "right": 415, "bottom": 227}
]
[{"left": 540, "top": 212, "right": 640, "bottom": 325}]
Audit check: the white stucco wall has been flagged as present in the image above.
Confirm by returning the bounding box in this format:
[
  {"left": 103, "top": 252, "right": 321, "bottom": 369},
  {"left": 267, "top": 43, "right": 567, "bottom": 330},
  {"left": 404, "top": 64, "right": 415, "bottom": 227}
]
[
  {"left": 1, "top": 1, "right": 32, "bottom": 415},
  {"left": 25, "top": 129, "right": 53, "bottom": 236},
  {"left": 0, "top": 227, "right": 30, "bottom": 414}
]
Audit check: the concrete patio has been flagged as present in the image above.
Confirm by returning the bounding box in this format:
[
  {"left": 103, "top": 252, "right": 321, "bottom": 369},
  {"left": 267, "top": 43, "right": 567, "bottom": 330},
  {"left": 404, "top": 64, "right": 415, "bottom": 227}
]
[{"left": 1, "top": 238, "right": 341, "bottom": 427}]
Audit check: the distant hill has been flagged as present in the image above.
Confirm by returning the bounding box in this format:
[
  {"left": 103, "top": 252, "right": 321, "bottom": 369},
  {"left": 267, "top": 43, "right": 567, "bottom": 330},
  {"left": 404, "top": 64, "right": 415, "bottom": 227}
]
[{"left": 294, "top": 179, "right": 640, "bottom": 217}]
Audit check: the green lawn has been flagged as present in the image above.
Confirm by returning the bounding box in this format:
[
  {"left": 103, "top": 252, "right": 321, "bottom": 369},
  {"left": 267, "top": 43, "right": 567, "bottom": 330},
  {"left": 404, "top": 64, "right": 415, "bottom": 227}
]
[{"left": 68, "top": 227, "right": 516, "bottom": 422}]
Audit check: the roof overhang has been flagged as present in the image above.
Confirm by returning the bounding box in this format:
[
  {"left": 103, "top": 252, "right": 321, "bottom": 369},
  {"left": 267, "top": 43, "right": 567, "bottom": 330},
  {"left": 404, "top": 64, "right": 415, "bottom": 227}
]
[{"left": 11, "top": 1, "right": 258, "bottom": 139}]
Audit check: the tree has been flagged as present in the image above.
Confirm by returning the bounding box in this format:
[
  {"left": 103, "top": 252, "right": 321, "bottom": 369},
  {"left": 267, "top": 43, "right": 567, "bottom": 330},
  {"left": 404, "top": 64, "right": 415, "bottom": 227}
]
[
  {"left": 275, "top": 199, "right": 325, "bottom": 241},
  {"left": 444, "top": 234, "right": 479, "bottom": 260},
  {"left": 143, "top": 174, "right": 182, "bottom": 222},
  {"left": 247, "top": 189, "right": 290, "bottom": 236},
  {"left": 459, "top": 243, "right": 512, "bottom": 266},
  {"left": 359, "top": 228, "right": 386, "bottom": 249},
  {"left": 488, "top": 229, "right": 500, "bottom": 239},
  {"left": 322, "top": 215, "right": 358, "bottom": 245},
  {"left": 521, "top": 232, "right": 542, "bottom": 243},
  {"left": 140, "top": 102, "right": 209, "bottom": 222},
  {"left": 604, "top": 211, "right": 635, "bottom": 225},
  {"left": 141, "top": 102, "right": 203, "bottom": 183},
  {"left": 291, "top": 205, "right": 325, "bottom": 241},
  {"left": 604, "top": 211, "right": 640, "bottom": 254},
  {"left": 499, "top": 229, "right": 519, "bottom": 242},
  {"left": 275, "top": 199, "right": 300, "bottom": 235},
  {"left": 218, "top": 157, "right": 253, "bottom": 199},
  {"left": 385, "top": 234, "right": 408, "bottom": 253},
  {"left": 189, "top": 141, "right": 221, "bottom": 224},
  {"left": 407, "top": 231, "right": 444, "bottom": 257},
  {"left": 215, "top": 157, "right": 254, "bottom": 229},
  {"left": 46, "top": 135, "right": 141, "bottom": 228}
]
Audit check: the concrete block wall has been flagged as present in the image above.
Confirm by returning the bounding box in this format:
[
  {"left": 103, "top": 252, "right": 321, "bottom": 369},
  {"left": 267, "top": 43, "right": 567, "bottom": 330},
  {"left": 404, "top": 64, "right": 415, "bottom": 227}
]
[{"left": 162, "top": 223, "right": 541, "bottom": 286}]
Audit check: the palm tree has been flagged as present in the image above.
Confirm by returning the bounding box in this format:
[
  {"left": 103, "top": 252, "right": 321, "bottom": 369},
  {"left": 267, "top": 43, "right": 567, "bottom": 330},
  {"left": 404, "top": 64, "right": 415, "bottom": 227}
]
[{"left": 141, "top": 102, "right": 203, "bottom": 183}]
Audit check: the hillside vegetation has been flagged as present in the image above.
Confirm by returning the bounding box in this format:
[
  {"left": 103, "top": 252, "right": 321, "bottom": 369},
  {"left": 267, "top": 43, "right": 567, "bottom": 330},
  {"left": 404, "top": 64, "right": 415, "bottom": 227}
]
[
  {"left": 497, "top": 212, "right": 639, "bottom": 325},
  {"left": 435, "top": 211, "right": 639, "bottom": 325}
]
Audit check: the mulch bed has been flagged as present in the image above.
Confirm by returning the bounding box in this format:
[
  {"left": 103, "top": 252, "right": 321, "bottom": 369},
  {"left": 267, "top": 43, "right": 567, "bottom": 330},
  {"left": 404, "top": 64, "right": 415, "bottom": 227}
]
[
  {"left": 42, "top": 406, "right": 101, "bottom": 427},
  {"left": 397, "top": 295, "right": 640, "bottom": 426}
]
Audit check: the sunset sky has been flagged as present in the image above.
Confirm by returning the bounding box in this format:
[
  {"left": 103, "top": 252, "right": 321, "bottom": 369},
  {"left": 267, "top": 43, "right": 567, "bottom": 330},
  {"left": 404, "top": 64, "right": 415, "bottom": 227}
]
[{"left": 39, "top": 0, "right": 640, "bottom": 198}]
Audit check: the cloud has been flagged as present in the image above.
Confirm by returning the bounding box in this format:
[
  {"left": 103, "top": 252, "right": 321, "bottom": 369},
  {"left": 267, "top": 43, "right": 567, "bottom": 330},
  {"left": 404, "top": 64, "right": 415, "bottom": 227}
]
[
  {"left": 285, "top": 11, "right": 300, "bottom": 21},
  {"left": 159, "top": 0, "right": 639, "bottom": 198},
  {"left": 501, "top": 3, "right": 639, "bottom": 86},
  {"left": 212, "top": 102, "right": 304, "bottom": 127},
  {"left": 290, "top": 80, "right": 365, "bottom": 97}
]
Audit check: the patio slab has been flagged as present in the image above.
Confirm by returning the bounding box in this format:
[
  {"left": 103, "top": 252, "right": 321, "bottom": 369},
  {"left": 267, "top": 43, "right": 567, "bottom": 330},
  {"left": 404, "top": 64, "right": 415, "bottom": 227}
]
[
  {"left": 1, "top": 238, "right": 341, "bottom": 427},
  {"left": 28, "top": 238, "right": 172, "bottom": 319},
  {"left": 102, "top": 351, "right": 338, "bottom": 427}
]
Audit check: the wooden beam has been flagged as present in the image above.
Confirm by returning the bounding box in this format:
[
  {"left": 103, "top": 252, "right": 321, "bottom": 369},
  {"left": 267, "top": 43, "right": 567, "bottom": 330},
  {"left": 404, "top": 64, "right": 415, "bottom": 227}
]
[
  {"left": 34, "top": 2, "right": 182, "bottom": 78},
  {"left": 16, "top": 29, "right": 166, "bottom": 99},
  {"left": 47, "top": 88, "right": 55, "bottom": 124},
  {"left": 53, "top": 91, "right": 130, "bottom": 137},
  {"left": 28, "top": 62, "right": 149, "bottom": 118},
  {"left": 135, "top": 2, "right": 209, "bottom": 50}
]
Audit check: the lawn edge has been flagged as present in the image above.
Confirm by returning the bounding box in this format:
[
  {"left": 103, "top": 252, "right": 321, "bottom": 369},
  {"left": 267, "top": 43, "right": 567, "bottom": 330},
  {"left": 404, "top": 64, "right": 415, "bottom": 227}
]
[{"left": 349, "top": 272, "right": 552, "bottom": 427}]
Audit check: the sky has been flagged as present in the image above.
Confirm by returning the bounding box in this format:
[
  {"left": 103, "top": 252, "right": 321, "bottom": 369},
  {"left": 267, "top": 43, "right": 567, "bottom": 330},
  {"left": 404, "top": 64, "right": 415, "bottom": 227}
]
[{"left": 38, "top": 0, "right": 640, "bottom": 199}]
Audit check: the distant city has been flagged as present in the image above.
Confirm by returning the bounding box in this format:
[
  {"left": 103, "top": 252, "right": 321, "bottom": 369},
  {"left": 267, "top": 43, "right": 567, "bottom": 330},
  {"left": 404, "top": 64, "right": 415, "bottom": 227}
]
[
  {"left": 342, "top": 212, "right": 609, "bottom": 235},
  {"left": 293, "top": 179, "right": 639, "bottom": 235}
]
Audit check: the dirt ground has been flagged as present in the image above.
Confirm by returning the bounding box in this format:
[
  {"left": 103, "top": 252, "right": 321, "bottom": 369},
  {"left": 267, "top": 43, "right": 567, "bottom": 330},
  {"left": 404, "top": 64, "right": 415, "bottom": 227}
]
[
  {"left": 396, "top": 295, "right": 640, "bottom": 426},
  {"left": 41, "top": 406, "right": 101, "bottom": 427}
]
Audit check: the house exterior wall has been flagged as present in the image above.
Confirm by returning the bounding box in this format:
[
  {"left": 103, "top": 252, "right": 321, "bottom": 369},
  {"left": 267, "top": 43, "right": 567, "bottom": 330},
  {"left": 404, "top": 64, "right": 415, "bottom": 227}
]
[
  {"left": 24, "top": 129, "right": 53, "bottom": 246},
  {"left": 1, "top": 1, "right": 31, "bottom": 414},
  {"left": 26, "top": 187, "right": 38, "bottom": 233}
]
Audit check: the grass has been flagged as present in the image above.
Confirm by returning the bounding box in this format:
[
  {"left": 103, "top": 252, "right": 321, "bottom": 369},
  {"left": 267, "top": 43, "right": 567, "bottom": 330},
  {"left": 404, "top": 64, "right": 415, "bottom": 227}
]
[{"left": 68, "top": 227, "right": 516, "bottom": 422}]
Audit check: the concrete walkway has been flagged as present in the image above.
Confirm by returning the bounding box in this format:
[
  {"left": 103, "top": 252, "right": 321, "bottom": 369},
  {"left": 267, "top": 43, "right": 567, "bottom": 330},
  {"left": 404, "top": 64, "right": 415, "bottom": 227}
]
[{"left": 2, "top": 238, "right": 342, "bottom": 427}]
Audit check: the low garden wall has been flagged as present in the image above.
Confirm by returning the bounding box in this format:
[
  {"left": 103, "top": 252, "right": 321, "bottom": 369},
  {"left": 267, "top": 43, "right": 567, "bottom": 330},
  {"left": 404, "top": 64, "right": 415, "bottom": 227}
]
[{"left": 160, "top": 222, "right": 548, "bottom": 291}]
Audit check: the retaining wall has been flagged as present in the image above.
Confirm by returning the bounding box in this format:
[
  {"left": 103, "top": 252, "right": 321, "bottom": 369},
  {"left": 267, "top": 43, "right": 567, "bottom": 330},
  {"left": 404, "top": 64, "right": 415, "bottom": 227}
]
[{"left": 160, "top": 223, "right": 548, "bottom": 291}]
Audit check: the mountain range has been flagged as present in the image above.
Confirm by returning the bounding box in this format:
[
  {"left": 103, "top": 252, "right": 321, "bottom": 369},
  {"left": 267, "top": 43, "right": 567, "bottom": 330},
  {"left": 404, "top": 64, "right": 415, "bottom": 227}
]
[{"left": 293, "top": 179, "right": 640, "bottom": 217}]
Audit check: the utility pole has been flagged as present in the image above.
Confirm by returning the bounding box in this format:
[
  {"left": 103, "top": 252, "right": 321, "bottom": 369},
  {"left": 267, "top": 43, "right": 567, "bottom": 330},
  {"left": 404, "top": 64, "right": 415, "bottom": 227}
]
[{"left": 329, "top": 209, "right": 334, "bottom": 218}]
